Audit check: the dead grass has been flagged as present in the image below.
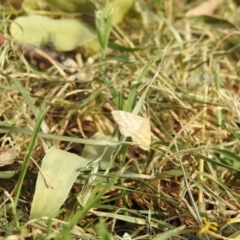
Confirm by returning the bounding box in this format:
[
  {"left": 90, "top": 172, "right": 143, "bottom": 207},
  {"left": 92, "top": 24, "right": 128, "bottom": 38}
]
[{"left": 1, "top": 0, "right": 240, "bottom": 239}]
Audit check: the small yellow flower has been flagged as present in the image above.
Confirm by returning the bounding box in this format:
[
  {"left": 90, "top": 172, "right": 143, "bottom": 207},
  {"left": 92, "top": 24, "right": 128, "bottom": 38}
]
[{"left": 199, "top": 217, "right": 218, "bottom": 234}]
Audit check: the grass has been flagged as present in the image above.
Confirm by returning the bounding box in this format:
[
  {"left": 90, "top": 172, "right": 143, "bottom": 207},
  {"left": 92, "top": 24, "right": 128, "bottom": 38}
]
[{"left": 1, "top": 0, "right": 240, "bottom": 239}]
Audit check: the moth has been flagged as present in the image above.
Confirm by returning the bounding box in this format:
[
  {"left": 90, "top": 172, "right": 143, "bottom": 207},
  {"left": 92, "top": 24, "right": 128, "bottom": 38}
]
[{"left": 111, "top": 110, "right": 151, "bottom": 151}]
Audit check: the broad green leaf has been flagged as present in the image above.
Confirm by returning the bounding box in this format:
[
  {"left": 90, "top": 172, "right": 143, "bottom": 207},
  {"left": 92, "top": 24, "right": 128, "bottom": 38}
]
[
  {"left": 22, "top": 0, "right": 132, "bottom": 26},
  {"left": 15, "top": 0, "right": 133, "bottom": 53},
  {"left": 228, "top": 230, "right": 240, "bottom": 239},
  {"left": 10, "top": 15, "right": 50, "bottom": 47},
  {"left": 81, "top": 132, "right": 117, "bottom": 170},
  {"left": 30, "top": 146, "right": 91, "bottom": 219},
  {"left": 10, "top": 15, "right": 96, "bottom": 51}
]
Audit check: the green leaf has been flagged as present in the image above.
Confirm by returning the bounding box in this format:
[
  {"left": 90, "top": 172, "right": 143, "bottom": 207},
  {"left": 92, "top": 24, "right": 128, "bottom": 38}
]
[
  {"left": 81, "top": 132, "right": 117, "bottom": 170},
  {"left": 94, "top": 219, "right": 112, "bottom": 240},
  {"left": 212, "top": 148, "right": 240, "bottom": 169},
  {"left": 108, "top": 41, "right": 149, "bottom": 52},
  {"left": 0, "top": 171, "right": 18, "bottom": 179},
  {"left": 30, "top": 146, "right": 91, "bottom": 219},
  {"left": 228, "top": 230, "right": 240, "bottom": 239},
  {"left": 193, "top": 152, "right": 240, "bottom": 172},
  {"left": 0, "top": 121, "right": 15, "bottom": 126},
  {"left": 10, "top": 15, "right": 96, "bottom": 51},
  {"left": 189, "top": 15, "right": 238, "bottom": 30}
]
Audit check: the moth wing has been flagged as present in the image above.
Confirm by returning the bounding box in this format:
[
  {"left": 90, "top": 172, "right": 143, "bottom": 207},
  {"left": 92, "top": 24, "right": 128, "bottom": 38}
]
[
  {"left": 131, "top": 117, "right": 151, "bottom": 151},
  {"left": 111, "top": 110, "right": 143, "bottom": 137}
]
